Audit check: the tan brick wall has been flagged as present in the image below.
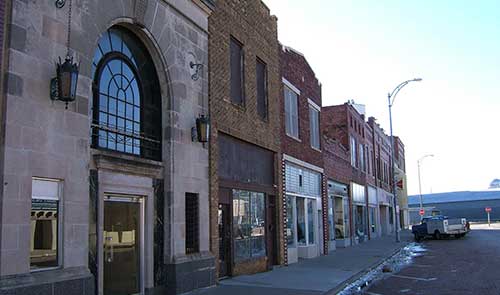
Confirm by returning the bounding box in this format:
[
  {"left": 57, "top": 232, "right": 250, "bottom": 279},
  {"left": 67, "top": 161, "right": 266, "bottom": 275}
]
[
  {"left": 208, "top": 0, "right": 283, "bottom": 277},
  {"left": 232, "top": 257, "right": 268, "bottom": 276}
]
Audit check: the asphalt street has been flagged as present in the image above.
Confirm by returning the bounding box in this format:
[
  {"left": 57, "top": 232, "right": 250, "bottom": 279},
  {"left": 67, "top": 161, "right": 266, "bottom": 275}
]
[{"left": 364, "top": 224, "right": 500, "bottom": 295}]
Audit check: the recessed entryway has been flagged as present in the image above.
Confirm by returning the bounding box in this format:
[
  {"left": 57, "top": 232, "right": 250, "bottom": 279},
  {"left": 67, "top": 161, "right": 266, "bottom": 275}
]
[{"left": 103, "top": 195, "right": 144, "bottom": 295}]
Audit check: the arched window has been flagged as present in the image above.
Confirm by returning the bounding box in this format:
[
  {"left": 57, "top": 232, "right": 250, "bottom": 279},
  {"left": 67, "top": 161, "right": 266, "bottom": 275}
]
[{"left": 91, "top": 27, "right": 161, "bottom": 160}]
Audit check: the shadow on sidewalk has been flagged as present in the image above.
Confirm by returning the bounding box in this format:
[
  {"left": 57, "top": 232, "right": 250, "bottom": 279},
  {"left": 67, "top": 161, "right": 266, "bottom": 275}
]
[{"left": 185, "top": 231, "right": 412, "bottom": 295}]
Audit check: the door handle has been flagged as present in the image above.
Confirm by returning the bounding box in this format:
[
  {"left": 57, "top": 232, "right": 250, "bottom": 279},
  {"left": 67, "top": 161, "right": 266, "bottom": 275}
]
[{"left": 105, "top": 236, "right": 114, "bottom": 262}]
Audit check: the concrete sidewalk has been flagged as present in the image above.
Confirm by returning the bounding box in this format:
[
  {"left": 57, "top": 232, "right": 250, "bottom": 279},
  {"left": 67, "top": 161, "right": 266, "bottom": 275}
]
[{"left": 185, "top": 231, "right": 412, "bottom": 295}]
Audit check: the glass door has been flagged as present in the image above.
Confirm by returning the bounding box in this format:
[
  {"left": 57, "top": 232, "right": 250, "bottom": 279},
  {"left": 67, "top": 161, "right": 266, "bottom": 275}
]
[
  {"left": 218, "top": 203, "right": 231, "bottom": 277},
  {"left": 104, "top": 198, "right": 141, "bottom": 295}
]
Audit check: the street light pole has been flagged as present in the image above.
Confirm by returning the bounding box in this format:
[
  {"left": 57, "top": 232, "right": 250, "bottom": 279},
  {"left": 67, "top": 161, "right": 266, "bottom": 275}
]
[
  {"left": 388, "top": 78, "right": 422, "bottom": 243},
  {"left": 418, "top": 154, "right": 434, "bottom": 216}
]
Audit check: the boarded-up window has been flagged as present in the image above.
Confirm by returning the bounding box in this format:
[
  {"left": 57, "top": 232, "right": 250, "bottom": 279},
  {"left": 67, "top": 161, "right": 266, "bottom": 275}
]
[
  {"left": 218, "top": 134, "right": 274, "bottom": 186},
  {"left": 255, "top": 58, "right": 267, "bottom": 119},
  {"left": 284, "top": 86, "right": 299, "bottom": 138},
  {"left": 256, "top": 58, "right": 268, "bottom": 119},
  {"left": 230, "top": 37, "right": 244, "bottom": 105}
]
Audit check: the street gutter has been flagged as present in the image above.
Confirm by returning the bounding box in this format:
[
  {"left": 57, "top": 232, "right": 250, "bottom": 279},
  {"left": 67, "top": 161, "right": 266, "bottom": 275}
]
[{"left": 324, "top": 239, "right": 410, "bottom": 295}]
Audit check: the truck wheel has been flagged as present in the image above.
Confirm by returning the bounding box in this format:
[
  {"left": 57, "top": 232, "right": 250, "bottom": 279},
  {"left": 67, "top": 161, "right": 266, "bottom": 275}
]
[
  {"left": 454, "top": 234, "right": 460, "bottom": 239},
  {"left": 414, "top": 233, "right": 421, "bottom": 242},
  {"left": 434, "top": 230, "right": 441, "bottom": 240}
]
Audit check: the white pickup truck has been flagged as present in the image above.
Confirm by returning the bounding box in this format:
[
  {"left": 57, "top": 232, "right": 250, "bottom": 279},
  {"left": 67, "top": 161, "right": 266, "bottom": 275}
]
[{"left": 412, "top": 215, "right": 470, "bottom": 241}]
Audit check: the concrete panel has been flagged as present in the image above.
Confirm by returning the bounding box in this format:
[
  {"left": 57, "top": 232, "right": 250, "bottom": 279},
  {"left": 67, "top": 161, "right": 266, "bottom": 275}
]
[
  {"left": 0, "top": 249, "right": 29, "bottom": 275},
  {"left": 1, "top": 225, "right": 20, "bottom": 250},
  {"left": 3, "top": 174, "right": 21, "bottom": 200}
]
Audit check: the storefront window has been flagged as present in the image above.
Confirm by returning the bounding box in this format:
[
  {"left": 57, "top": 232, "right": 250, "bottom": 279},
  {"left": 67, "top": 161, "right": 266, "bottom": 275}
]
[
  {"left": 355, "top": 205, "right": 366, "bottom": 237},
  {"left": 334, "top": 197, "right": 345, "bottom": 239},
  {"left": 286, "top": 196, "right": 295, "bottom": 247},
  {"left": 232, "top": 190, "right": 265, "bottom": 262},
  {"left": 307, "top": 199, "right": 315, "bottom": 244},
  {"left": 30, "top": 178, "right": 61, "bottom": 270},
  {"left": 343, "top": 199, "right": 350, "bottom": 238},
  {"left": 328, "top": 196, "right": 335, "bottom": 241},
  {"left": 296, "top": 198, "right": 306, "bottom": 245},
  {"left": 370, "top": 207, "right": 376, "bottom": 233}
]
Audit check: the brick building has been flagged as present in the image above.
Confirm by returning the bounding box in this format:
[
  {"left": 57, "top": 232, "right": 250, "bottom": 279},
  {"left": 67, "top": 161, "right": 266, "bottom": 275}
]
[
  {"left": 365, "top": 122, "right": 379, "bottom": 239},
  {"left": 279, "top": 46, "right": 326, "bottom": 263},
  {"left": 322, "top": 102, "right": 370, "bottom": 246},
  {"left": 322, "top": 131, "right": 351, "bottom": 250},
  {"left": 394, "top": 136, "right": 408, "bottom": 228},
  {"left": 0, "top": 1, "right": 215, "bottom": 294},
  {"left": 208, "top": 0, "right": 283, "bottom": 278},
  {"left": 368, "top": 117, "right": 396, "bottom": 236}
]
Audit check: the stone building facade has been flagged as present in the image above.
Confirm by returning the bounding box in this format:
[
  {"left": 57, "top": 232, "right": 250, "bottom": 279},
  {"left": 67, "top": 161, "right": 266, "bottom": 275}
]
[
  {"left": 208, "top": 0, "right": 283, "bottom": 278},
  {"left": 0, "top": 0, "right": 215, "bottom": 294},
  {"left": 279, "top": 46, "right": 327, "bottom": 263}
]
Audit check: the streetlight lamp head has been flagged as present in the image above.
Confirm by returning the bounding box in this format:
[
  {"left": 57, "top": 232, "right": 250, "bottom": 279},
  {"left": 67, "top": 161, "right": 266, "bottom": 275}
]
[{"left": 413, "top": 78, "right": 423, "bottom": 82}]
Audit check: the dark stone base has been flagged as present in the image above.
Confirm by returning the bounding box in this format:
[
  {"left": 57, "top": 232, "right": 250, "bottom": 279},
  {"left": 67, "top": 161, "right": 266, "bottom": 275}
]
[
  {"left": 148, "top": 252, "right": 215, "bottom": 295},
  {"left": 0, "top": 267, "right": 94, "bottom": 295}
]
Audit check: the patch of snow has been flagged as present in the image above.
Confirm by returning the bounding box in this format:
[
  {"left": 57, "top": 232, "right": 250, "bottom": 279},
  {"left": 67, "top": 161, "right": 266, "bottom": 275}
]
[{"left": 337, "top": 243, "right": 426, "bottom": 295}]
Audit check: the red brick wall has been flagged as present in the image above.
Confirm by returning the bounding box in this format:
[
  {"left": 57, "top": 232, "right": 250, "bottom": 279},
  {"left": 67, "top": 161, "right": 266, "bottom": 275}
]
[
  {"left": 279, "top": 46, "right": 323, "bottom": 168},
  {"left": 368, "top": 117, "right": 392, "bottom": 192},
  {"left": 394, "top": 136, "right": 405, "bottom": 172},
  {"left": 280, "top": 46, "right": 329, "bottom": 254},
  {"left": 365, "top": 123, "right": 376, "bottom": 187},
  {"left": 322, "top": 136, "right": 351, "bottom": 185}
]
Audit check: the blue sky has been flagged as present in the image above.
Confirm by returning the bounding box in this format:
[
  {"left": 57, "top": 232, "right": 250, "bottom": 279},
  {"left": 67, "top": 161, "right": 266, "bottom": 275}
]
[{"left": 265, "top": 0, "right": 500, "bottom": 195}]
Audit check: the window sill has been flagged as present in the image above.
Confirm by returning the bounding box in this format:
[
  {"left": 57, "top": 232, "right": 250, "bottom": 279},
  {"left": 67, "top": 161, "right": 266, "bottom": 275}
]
[
  {"left": 286, "top": 134, "right": 301, "bottom": 142},
  {"left": 234, "top": 255, "right": 266, "bottom": 265},
  {"left": 30, "top": 266, "right": 61, "bottom": 273},
  {"left": 225, "top": 98, "right": 246, "bottom": 112},
  {"left": 311, "top": 146, "right": 321, "bottom": 153},
  {"left": 92, "top": 149, "right": 163, "bottom": 178}
]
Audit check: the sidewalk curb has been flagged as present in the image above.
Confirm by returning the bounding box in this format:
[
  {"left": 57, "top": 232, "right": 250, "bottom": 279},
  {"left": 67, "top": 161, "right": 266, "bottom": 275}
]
[{"left": 323, "top": 240, "right": 410, "bottom": 295}]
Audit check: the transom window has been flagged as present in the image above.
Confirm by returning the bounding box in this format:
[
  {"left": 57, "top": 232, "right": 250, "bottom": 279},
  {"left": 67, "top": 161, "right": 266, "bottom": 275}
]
[{"left": 91, "top": 27, "right": 161, "bottom": 160}]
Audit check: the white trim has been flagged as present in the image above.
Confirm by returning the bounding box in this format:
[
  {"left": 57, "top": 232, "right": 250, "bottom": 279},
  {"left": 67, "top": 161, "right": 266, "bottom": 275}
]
[
  {"left": 286, "top": 134, "right": 302, "bottom": 142},
  {"left": 311, "top": 146, "right": 322, "bottom": 153},
  {"left": 30, "top": 178, "right": 64, "bottom": 272},
  {"left": 282, "top": 78, "right": 301, "bottom": 95},
  {"left": 284, "top": 154, "right": 324, "bottom": 173},
  {"left": 308, "top": 98, "right": 321, "bottom": 112},
  {"left": 281, "top": 45, "right": 305, "bottom": 57},
  {"left": 285, "top": 192, "right": 320, "bottom": 199}
]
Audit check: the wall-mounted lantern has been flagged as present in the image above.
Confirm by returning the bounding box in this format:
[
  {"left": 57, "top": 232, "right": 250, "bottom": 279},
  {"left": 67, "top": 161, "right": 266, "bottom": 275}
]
[
  {"left": 50, "top": 56, "right": 79, "bottom": 108},
  {"left": 193, "top": 115, "right": 210, "bottom": 143},
  {"left": 50, "top": 0, "right": 78, "bottom": 109}
]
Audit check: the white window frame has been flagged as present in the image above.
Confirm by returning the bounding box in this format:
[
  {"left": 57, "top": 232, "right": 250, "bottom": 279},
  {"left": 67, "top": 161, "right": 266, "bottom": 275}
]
[
  {"left": 30, "top": 177, "right": 63, "bottom": 272},
  {"left": 308, "top": 99, "right": 321, "bottom": 151},
  {"left": 359, "top": 143, "right": 365, "bottom": 172},
  {"left": 286, "top": 195, "right": 297, "bottom": 248},
  {"left": 350, "top": 136, "right": 357, "bottom": 167},
  {"left": 287, "top": 194, "right": 317, "bottom": 246},
  {"left": 283, "top": 78, "right": 300, "bottom": 140}
]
